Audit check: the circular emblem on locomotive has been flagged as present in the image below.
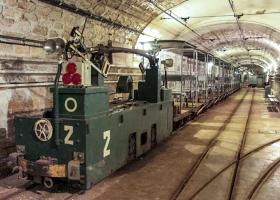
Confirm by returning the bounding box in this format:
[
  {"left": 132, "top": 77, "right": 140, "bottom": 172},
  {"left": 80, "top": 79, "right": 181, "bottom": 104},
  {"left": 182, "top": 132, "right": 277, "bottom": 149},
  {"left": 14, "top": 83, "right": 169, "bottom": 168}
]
[
  {"left": 64, "top": 97, "right": 78, "bottom": 113},
  {"left": 33, "top": 119, "right": 53, "bottom": 142}
]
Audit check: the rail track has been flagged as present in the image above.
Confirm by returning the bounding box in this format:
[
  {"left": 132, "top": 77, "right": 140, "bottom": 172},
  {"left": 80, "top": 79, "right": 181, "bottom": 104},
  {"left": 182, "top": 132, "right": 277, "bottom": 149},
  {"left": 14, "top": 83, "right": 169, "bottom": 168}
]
[
  {"left": 170, "top": 89, "right": 250, "bottom": 200},
  {"left": 1, "top": 90, "right": 241, "bottom": 200},
  {"left": 0, "top": 182, "right": 39, "bottom": 200},
  {"left": 0, "top": 181, "right": 84, "bottom": 200},
  {"left": 63, "top": 190, "right": 85, "bottom": 200},
  {"left": 3, "top": 89, "right": 280, "bottom": 200},
  {"left": 228, "top": 89, "right": 255, "bottom": 200},
  {"left": 171, "top": 88, "right": 280, "bottom": 200},
  {"left": 188, "top": 138, "right": 280, "bottom": 199},
  {"left": 246, "top": 157, "right": 280, "bottom": 200}
]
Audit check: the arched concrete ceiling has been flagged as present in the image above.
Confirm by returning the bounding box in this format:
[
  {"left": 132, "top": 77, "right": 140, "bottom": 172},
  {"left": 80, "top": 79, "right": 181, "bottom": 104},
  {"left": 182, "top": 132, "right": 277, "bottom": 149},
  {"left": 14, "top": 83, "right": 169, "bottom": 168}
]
[
  {"left": 139, "top": 0, "right": 280, "bottom": 72},
  {"left": 185, "top": 23, "right": 279, "bottom": 69},
  {"left": 220, "top": 47, "right": 276, "bottom": 65},
  {"left": 242, "top": 64, "right": 264, "bottom": 74},
  {"left": 231, "top": 56, "right": 270, "bottom": 68},
  {"left": 52, "top": 0, "right": 280, "bottom": 73}
]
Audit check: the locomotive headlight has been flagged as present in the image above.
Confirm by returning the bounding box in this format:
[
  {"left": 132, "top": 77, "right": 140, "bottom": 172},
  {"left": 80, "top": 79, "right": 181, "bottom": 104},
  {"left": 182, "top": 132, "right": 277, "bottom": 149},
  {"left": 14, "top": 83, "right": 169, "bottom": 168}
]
[
  {"left": 43, "top": 38, "right": 66, "bottom": 54},
  {"left": 33, "top": 119, "right": 53, "bottom": 142}
]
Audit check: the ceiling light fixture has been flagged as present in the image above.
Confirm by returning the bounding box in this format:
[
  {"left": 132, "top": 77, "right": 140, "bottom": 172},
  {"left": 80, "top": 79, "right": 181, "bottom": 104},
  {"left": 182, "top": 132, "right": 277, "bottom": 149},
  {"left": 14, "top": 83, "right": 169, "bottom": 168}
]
[{"left": 256, "top": 10, "right": 266, "bottom": 15}]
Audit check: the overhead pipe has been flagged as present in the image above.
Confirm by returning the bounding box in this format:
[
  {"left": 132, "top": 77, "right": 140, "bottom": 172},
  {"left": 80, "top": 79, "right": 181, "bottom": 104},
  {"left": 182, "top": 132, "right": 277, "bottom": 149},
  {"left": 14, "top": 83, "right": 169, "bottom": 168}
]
[
  {"left": 0, "top": 34, "right": 44, "bottom": 44},
  {"left": 0, "top": 34, "right": 44, "bottom": 48},
  {"left": 0, "top": 40, "right": 43, "bottom": 48},
  {"left": 93, "top": 47, "right": 157, "bottom": 66}
]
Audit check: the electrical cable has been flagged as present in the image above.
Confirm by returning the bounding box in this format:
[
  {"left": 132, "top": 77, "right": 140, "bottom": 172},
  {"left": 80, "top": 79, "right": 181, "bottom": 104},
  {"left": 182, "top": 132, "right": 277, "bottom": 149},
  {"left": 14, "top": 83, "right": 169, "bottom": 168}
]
[
  {"left": 228, "top": 0, "right": 253, "bottom": 65},
  {"left": 0, "top": 34, "right": 44, "bottom": 44},
  {"left": 147, "top": 0, "right": 236, "bottom": 68},
  {"left": 0, "top": 34, "right": 44, "bottom": 48},
  {"left": 147, "top": 0, "right": 205, "bottom": 41},
  {"left": 0, "top": 40, "right": 43, "bottom": 48},
  {"left": 37, "top": 0, "right": 157, "bottom": 39},
  {"left": 160, "top": 11, "right": 280, "bottom": 20}
]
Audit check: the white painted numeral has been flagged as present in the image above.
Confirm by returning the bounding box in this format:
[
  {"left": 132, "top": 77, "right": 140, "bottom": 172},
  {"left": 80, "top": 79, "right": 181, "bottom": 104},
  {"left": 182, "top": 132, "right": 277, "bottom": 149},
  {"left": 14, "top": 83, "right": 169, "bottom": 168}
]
[
  {"left": 64, "top": 125, "right": 74, "bottom": 145},
  {"left": 103, "top": 130, "right": 111, "bottom": 157}
]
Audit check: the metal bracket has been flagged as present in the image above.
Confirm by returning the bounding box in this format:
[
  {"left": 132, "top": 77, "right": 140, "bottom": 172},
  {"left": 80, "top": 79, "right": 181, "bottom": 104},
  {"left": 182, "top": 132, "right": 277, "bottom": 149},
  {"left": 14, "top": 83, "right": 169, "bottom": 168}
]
[
  {"left": 73, "top": 152, "right": 85, "bottom": 164},
  {"left": 68, "top": 160, "right": 80, "bottom": 181}
]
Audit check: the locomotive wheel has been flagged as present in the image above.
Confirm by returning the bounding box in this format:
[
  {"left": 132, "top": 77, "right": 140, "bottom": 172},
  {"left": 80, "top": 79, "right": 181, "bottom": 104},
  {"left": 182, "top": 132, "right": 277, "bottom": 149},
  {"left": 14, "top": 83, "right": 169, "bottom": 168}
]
[
  {"left": 128, "top": 134, "right": 136, "bottom": 161},
  {"left": 43, "top": 177, "right": 54, "bottom": 189},
  {"left": 151, "top": 126, "right": 157, "bottom": 148}
]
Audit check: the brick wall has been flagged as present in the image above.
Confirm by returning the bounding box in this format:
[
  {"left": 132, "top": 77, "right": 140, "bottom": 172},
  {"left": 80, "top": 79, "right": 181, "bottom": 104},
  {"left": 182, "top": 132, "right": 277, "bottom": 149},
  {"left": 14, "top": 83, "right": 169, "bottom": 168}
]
[{"left": 0, "top": 0, "right": 148, "bottom": 159}]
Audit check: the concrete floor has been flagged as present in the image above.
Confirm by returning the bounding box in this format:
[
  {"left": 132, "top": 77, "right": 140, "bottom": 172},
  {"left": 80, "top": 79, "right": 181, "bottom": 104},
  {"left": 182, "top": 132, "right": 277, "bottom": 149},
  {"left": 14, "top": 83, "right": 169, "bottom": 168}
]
[{"left": 1, "top": 88, "right": 280, "bottom": 200}]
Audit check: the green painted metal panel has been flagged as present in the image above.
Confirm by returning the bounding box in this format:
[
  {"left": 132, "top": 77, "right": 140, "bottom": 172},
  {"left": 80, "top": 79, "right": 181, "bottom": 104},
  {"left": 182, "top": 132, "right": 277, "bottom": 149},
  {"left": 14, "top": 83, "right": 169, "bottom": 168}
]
[
  {"left": 15, "top": 67, "right": 174, "bottom": 188},
  {"left": 53, "top": 87, "right": 109, "bottom": 119},
  {"left": 15, "top": 118, "right": 87, "bottom": 164},
  {"left": 84, "top": 101, "right": 173, "bottom": 185}
]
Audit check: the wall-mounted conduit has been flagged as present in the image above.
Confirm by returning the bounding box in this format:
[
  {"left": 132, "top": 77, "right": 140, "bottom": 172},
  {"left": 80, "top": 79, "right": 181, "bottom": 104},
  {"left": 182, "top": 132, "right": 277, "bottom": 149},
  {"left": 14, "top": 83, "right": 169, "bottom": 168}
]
[{"left": 0, "top": 34, "right": 44, "bottom": 48}]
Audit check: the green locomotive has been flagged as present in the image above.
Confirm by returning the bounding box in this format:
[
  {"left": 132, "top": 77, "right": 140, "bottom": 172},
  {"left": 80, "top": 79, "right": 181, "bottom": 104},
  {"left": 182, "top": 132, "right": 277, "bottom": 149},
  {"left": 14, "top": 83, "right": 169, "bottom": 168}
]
[{"left": 12, "top": 28, "right": 174, "bottom": 189}]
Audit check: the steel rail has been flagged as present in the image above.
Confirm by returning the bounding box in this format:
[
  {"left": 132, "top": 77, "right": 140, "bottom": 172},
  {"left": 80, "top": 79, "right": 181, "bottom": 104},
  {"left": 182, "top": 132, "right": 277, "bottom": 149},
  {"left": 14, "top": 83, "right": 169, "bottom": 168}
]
[
  {"left": 169, "top": 89, "right": 249, "bottom": 200},
  {"left": 228, "top": 89, "right": 255, "bottom": 200},
  {"left": 247, "top": 157, "right": 280, "bottom": 200},
  {"left": 189, "top": 138, "right": 280, "bottom": 199},
  {"left": 0, "top": 182, "right": 39, "bottom": 200},
  {"left": 63, "top": 189, "right": 85, "bottom": 200}
]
